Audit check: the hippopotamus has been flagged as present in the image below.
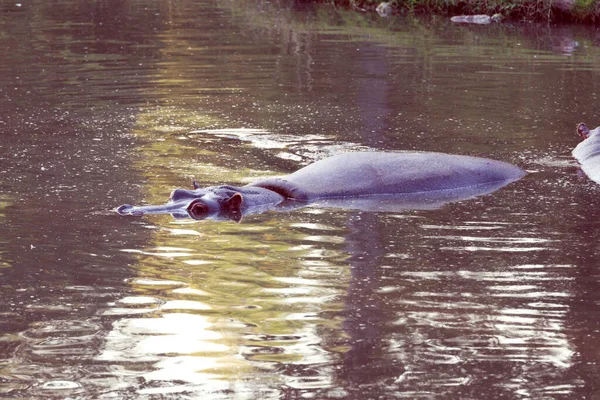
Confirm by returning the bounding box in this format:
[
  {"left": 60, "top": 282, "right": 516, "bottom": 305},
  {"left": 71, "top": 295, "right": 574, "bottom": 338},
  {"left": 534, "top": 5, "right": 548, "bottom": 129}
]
[
  {"left": 573, "top": 122, "right": 600, "bottom": 184},
  {"left": 116, "top": 151, "right": 526, "bottom": 222}
]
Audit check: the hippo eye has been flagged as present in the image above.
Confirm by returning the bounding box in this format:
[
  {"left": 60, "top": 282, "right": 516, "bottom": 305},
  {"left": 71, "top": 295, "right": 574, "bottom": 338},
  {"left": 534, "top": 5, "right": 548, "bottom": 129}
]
[{"left": 187, "top": 200, "right": 209, "bottom": 220}]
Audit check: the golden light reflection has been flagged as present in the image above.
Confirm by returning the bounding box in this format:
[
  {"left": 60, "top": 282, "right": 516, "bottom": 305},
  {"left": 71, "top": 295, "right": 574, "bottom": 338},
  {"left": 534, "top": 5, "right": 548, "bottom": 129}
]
[
  {"left": 105, "top": 101, "right": 352, "bottom": 392},
  {"left": 98, "top": 313, "right": 226, "bottom": 362},
  {"left": 161, "top": 300, "right": 212, "bottom": 310},
  {"left": 143, "top": 356, "right": 220, "bottom": 382}
]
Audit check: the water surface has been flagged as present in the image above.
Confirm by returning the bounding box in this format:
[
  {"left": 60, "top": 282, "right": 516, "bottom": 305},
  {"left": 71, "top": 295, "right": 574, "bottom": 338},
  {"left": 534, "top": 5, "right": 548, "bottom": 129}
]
[{"left": 2, "top": 1, "right": 600, "bottom": 398}]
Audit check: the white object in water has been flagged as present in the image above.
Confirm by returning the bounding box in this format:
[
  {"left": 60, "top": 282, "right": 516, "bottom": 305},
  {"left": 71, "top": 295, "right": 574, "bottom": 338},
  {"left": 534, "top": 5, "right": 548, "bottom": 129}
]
[
  {"left": 376, "top": 2, "right": 392, "bottom": 16},
  {"left": 451, "top": 14, "right": 502, "bottom": 24},
  {"left": 573, "top": 123, "right": 600, "bottom": 184}
]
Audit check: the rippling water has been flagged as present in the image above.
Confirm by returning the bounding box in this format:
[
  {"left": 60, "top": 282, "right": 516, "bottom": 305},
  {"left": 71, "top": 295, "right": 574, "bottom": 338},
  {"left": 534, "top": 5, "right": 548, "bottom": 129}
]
[{"left": 2, "top": 0, "right": 600, "bottom": 398}]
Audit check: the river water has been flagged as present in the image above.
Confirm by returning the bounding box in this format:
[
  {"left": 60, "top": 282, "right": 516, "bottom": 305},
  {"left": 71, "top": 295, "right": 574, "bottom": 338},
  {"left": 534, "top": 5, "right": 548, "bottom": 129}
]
[{"left": 2, "top": 1, "right": 600, "bottom": 398}]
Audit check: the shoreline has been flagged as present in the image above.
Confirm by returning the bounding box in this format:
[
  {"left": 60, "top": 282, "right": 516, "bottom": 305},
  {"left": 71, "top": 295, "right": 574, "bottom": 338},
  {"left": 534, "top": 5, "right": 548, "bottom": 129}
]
[{"left": 325, "top": 0, "right": 600, "bottom": 23}]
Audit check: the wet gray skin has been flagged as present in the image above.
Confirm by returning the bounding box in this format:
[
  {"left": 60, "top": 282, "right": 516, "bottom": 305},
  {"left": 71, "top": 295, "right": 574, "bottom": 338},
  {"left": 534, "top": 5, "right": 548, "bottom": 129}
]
[
  {"left": 116, "top": 151, "right": 527, "bottom": 222},
  {"left": 573, "top": 122, "right": 600, "bottom": 184},
  {"left": 116, "top": 185, "right": 285, "bottom": 222}
]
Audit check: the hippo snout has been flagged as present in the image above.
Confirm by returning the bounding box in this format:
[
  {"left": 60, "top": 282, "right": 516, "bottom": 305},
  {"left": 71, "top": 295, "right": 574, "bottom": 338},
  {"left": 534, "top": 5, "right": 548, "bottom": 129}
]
[
  {"left": 116, "top": 204, "right": 131, "bottom": 214},
  {"left": 115, "top": 199, "right": 204, "bottom": 218},
  {"left": 116, "top": 204, "right": 144, "bottom": 216}
]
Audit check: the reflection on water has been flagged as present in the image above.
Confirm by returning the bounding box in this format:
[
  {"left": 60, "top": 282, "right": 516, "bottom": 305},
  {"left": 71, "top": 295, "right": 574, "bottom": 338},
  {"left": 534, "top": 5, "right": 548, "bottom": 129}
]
[{"left": 2, "top": 0, "right": 600, "bottom": 398}]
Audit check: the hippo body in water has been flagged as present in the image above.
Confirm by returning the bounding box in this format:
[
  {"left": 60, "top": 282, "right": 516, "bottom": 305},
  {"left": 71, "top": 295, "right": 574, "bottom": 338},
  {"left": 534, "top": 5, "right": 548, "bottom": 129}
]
[
  {"left": 116, "top": 151, "right": 526, "bottom": 222},
  {"left": 574, "top": 123, "right": 600, "bottom": 184}
]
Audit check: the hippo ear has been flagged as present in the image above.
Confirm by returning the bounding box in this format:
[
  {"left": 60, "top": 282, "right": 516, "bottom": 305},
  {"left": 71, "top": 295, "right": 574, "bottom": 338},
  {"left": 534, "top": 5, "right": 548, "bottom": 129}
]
[
  {"left": 225, "top": 193, "right": 243, "bottom": 223},
  {"left": 577, "top": 123, "right": 590, "bottom": 139},
  {"left": 192, "top": 179, "right": 201, "bottom": 189}
]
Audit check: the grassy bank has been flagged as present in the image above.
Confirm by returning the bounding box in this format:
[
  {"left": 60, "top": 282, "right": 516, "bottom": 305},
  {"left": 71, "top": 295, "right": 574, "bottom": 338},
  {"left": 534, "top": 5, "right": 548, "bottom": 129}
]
[{"left": 325, "top": 0, "right": 599, "bottom": 22}]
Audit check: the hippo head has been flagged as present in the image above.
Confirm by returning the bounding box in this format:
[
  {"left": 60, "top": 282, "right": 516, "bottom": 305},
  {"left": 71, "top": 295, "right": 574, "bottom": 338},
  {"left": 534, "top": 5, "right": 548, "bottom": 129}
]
[
  {"left": 577, "top": 122, "right": 591, "bottom": 139},
  {"left": 116, "top": 185, "right": 244, "bottom": 222}
]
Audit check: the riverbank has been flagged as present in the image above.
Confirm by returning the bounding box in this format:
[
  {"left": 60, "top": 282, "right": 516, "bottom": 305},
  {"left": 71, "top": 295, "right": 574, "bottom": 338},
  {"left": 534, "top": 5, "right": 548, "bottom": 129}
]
[{"left": 328, "top": 0, "right": 599, "bottom": 22}]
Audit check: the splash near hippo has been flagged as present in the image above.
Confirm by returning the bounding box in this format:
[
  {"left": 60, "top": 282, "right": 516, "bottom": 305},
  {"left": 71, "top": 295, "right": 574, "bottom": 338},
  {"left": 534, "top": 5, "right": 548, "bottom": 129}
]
[{"left": 116, "top": 151, "right": 526, "bottom": 222}]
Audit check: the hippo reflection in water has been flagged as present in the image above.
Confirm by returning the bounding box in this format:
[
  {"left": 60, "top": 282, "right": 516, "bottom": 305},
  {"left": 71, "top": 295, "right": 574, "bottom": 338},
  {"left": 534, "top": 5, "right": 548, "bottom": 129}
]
[{"left": 116, "top": 152, "right": 526, "bottom": 222}]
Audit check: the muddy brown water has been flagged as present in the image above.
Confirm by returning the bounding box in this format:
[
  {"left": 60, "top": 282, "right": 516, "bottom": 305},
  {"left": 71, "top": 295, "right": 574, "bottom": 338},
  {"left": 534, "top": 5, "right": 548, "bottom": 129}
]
[{"left": 2, "top": 1, "right": 600, "bottom": 398}]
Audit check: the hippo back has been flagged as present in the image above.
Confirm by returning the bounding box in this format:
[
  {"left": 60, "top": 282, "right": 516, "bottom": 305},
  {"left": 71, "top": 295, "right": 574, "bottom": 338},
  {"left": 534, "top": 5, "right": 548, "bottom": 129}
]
[{"left": 283, "top": 152, "right": 525, "bottom": 200}]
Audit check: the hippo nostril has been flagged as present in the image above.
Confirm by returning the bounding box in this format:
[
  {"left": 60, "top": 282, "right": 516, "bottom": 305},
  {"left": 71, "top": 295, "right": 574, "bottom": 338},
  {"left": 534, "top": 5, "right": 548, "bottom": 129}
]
[
  {"left": 187, "top": 200, "right": 209, "bottom": 220},
  {"left": 116, "top": 204, "right": 132, "bottom": 215},
  {"left": 116, "top": 204, "right": 145, "bottom": 216}
]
